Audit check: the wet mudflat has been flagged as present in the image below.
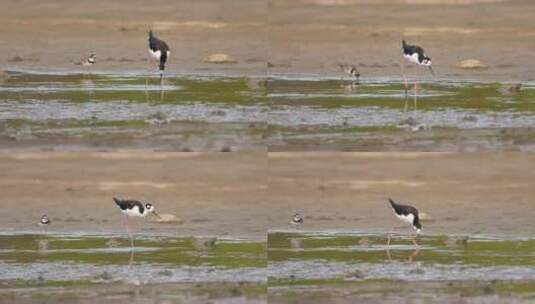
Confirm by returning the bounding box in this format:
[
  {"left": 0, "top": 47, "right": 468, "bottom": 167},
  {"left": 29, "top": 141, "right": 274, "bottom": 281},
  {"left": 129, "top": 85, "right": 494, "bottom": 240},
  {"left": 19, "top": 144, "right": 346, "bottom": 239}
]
[
  {"left": 0, "top": 71, "right": 267, "bottom": 152},
  {"left": 268, "top": 78, "right": 535, "bottom": 151},
  {"left": 0, "top": 233, "right": 266, "bottom": 303},
  {"left": 3, "top": 72, "right": 535, "bottom": 152},
  {"left": 267, "top": 230, "right": 535, "bottom": 304}
]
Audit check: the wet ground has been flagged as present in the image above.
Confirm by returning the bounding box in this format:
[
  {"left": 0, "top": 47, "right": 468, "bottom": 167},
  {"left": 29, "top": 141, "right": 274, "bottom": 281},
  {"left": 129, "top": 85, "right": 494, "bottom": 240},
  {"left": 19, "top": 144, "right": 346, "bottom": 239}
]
[
  {"left": 3, "top": 71, "right": 535, "bottom": 151},
  {"left": 268, "top": 77, "right": 535, "bottom": 151},
  {"left": 0, "top": 70, "right": 267, "bottom": 152},
  {"left": 268, "top": 230, "right": 535, "bottom": 304},
  {"left": 0, "top": 233, "right": 266, "bottom": 303}
]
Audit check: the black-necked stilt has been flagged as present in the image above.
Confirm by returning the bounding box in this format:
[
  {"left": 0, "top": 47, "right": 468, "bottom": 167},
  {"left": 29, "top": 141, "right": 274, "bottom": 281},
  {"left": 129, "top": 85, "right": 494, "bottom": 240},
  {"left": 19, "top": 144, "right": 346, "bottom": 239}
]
[
  {"left": 401, "top": 40, "right": 434, "bottom": 110},
  {"left": 338, "top": 63, "right": 360, "bottom": 82},
  {"left": 148, "top": 30, "right": 170, "bottom": 81},
  {"left": 113, "top": 197, "right": 161, "bottom": 248},
  {"left": 290, "top": 213, "right": 304, "bottom": 228},
  {"left": 387, "top": 198, "right": 422, "bottom": 246}
]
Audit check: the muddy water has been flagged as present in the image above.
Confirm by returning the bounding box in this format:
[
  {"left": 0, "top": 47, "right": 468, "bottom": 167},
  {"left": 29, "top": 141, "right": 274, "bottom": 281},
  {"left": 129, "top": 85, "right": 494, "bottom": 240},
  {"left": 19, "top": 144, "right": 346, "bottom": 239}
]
[
  {"left": 267, "top": 231, "right": 535, "bottom": 304},
  {"left": 0, "top": 71, "right": 267, "bottom": 152},
  {"left": 3, "top": 71, "right": 535, "bottom": 151},
  {"left": 268, "top": 78, "right": 535, "bottom": 151},
  {"left": 0, "top": 233, "right": 266, "bottom": 303}
]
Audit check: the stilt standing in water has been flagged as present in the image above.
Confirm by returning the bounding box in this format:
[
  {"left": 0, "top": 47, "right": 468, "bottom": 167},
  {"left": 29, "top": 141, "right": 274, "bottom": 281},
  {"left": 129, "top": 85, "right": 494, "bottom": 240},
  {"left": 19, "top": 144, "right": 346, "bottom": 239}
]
[
  {"left": 148, "top": 30, "right": 170, "bottom": 84},
  {"left": 113, "top": 197, "right": 161, "bottom": 249},
  {"left": 401, "top": 40, "right": 434, "bottom": 110},
  {"left": 387, "top": 198, "right": 422, "bottom": 246}
]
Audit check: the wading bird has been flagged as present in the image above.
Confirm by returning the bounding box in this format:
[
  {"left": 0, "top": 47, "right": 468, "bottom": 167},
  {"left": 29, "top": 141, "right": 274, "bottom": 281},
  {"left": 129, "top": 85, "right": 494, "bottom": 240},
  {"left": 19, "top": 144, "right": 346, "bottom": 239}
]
[
  {"left": 401, "top": 40, "right": 434, "bottom": 110},
  {"left": 148, "top": 30, "right": 170, "bottom": 82},
  {"left": 387, "top": 198, "right": 422, "bottom": 246},
  {"left": 113, "top": 197, "right": 161, "bottom": 248}
]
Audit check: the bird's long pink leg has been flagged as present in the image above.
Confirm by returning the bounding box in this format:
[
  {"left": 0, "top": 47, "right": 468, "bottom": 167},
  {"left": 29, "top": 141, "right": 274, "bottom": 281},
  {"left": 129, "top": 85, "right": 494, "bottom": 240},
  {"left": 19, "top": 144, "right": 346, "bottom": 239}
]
[
  {"left": 414, "top": 81, "right": 418, "bottom": 110},
  {"left": 122, "top": 215, "right": 134, "bottom": 249},
  {"left": 402, "top": 61, "right": 409, "bottom": 112},
  {"left": 408, "top": 227, "right": 418, "bottom": 246}
]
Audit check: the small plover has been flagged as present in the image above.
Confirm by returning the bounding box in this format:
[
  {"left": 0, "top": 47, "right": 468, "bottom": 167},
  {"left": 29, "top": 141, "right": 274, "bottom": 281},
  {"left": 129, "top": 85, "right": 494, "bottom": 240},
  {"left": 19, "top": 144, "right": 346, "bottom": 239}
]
[
  {"left": 148, "top": 30, "right": 170, "bottom": 80},
  {"left": 40, "top": 214, "right": 51, "bottom": 226},
  {"left": 113, "top": 197, "right": 161, "bottom": 248},
  {"left": 81, "top": 53, "right": 96, "bottom": 66},
  {"left": 401, "top": 40, "right": 434, "bottom": 110},
  {"left": 290, "top": 213, "right": 304, "bottom": 228},
  {"left": 338, "top": 63, "right": 360, "bottom": 82},
  {"left": 387, "top": 198, "right": 422, "bottom": 246}
]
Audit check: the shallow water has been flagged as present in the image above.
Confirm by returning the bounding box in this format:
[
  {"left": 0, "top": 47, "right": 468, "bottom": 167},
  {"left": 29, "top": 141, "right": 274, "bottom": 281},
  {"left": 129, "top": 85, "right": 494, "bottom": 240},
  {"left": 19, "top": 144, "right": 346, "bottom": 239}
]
[
  {"left": 267, "top": 78, "right": 535, "bottom": 151},
  {"left": 3, "top": 71, "right": 535, "bottom": 151},
  {"left": 267, "top": 230, "right": 535, "bottom": 303},
  {"left": 0, "top": 71, "right": 267, "bottom": 151},
  {"left": 0, "top": 233, "right": 267, "bottom": 303}
]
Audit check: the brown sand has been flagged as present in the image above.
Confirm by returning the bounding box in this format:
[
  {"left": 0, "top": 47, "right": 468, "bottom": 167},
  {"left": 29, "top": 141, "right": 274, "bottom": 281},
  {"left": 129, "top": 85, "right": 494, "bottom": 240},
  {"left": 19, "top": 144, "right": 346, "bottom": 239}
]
[
  {"left": 1, "top": 151, "right": 534, "bottom": 237},
  {"left": 2, "top": 1, "right": 535, "bottom": 81},
  {"left": 268, "top": 152, "right": 535, "bottom": 236},
  {"left": 0, "top": 152, "right": 268, "bottom": 238}
]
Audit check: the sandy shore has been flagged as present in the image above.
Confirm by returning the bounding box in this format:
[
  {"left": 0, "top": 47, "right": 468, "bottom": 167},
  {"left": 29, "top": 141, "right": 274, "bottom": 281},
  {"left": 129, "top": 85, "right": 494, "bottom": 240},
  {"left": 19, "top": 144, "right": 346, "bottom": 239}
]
[
  {"left": 1, "top": 151, "right": 533, "bottom": 237},
  {"left": 0, "top": 152, "right": 268, "bottom": 238},
  {"left": 2, "top": 0, "right": 535, "bottom": 81},
  {"left": 268, "top": 152, "right": 535, "bottom": 236}
]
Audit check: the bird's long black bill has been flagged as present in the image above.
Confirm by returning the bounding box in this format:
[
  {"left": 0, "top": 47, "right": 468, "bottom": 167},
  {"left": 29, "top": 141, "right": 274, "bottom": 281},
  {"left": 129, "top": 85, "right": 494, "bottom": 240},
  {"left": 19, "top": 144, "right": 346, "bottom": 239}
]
[
  {"left": 428, "top": 66, "right": 436, "bottom": 78},
  {"left": 152, "top": 211, "right": 162, "bottom": 219}
]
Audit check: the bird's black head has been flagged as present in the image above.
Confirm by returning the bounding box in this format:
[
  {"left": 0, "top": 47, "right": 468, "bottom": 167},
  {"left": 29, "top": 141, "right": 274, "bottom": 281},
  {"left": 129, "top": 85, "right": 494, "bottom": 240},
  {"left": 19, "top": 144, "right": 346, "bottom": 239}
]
[
  {"left": 414, "top": 221, "right": 422, "bottom": 234},
  {"left": 145, "top": 203, "right": 154, "bottom": 212}
]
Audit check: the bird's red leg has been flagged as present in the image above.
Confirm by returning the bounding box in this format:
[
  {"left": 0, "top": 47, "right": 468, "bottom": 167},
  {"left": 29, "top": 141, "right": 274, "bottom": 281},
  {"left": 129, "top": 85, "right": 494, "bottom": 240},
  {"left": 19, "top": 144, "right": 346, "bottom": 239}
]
[
  {"left": 414, "top": 81, "right": 418, "bottom": 110},
  {"left": 123, "top": 215, "right": 134, "bottom": 249}
]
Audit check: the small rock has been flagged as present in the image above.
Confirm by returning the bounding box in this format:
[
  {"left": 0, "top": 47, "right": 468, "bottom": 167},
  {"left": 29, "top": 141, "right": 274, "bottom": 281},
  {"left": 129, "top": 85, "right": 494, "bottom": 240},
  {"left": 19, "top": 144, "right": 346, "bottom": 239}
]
[
  {"left": 195, "top": 237, "right": 217, "bottom": 250},
  {"left": 400, "top": 117, "right": 418, "bottom": 126},
  {"left": 444, "top": 235, "right": 469, "bottom": 248},
  {"left": 411, "top": 124, "right": 427, "bottom": 132},
  {"left": 290, "top": 238, "right": 303, "bottom": 249},
  {"left": 154, "top": 213, "right": 183, "bottom": 224},
  {"left": 462, "top": 115, "right": 478, "bottom": 122},
  {"left": 419, "top": 212, "right": 434, "bottom": 222},
  {"left": 8, "top": 56, "right": 24, "bottom": 62},
  {"left": 203, "top": 53, "right": 237, "bottom": 64},
  {"left": 358, "top": 237, "right": 370, "bottom": 247},
  {"left": 456, "top": 59, "right": 488, "bottom": 70},
  {"left": 347, "top": 270, "right": 365, "bottom": 279},
  {"left": 498, "top": 83, "right": 522, "bottom": 96}
]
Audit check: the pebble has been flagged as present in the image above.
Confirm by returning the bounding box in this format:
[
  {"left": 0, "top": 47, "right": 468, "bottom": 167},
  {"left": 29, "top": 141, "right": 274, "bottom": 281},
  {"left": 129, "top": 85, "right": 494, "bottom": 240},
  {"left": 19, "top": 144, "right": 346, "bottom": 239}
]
[{"left": 456, "top": 59, "right": 488, "bottom": 70}]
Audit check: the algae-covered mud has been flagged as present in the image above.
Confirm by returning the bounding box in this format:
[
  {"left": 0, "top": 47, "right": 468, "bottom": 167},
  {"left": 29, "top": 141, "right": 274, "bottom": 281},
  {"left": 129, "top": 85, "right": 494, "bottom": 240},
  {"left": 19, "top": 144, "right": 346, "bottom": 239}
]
[
  {"left": 267, "top": 231, "right": 535, "bottom": 304},
  {"left": 0, "top": 233, "right": 266, "bottom": 303},
  {"left": 4, "top": 71, "right": 535, "bottom": 152},
  {"left": 0, "top": 71, "right": 267, "bottom": 152},
  {"left": 268, "top": 78, "right": 535, "bottom": 151}
]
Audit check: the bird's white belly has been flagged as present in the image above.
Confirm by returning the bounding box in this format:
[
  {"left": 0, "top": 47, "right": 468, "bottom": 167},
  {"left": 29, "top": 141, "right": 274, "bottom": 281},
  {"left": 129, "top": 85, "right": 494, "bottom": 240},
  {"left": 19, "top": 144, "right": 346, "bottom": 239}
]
[
  {"left": 149, "top": 49, "right": 161, "bottom": 60},
  {"left": 395, "top": 213, "right": 414, "bottom": 225},
  {"left": 123, "top": 206, "right": 144, "bottom": 217},
  {"left": 148, "top": 49, "right": 171, "bottom": 60},
  {"left": 404, "top": 53, "right": 421, "bottom": 65}
]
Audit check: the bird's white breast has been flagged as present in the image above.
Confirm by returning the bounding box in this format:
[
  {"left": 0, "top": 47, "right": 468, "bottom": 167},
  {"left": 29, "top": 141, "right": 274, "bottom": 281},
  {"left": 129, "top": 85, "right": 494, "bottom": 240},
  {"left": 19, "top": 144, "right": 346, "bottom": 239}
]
[
  {"left": 395, "top": 212, "right": 414, "bottom": 225},
  {"left": 149, "top": 49, "right": 161, "bottom": 60},
  {"left": 123, "top": 205, "right": 145, "bottom": 217},
  {"left": 404, "top": 53, "right": 421, "bottom": 65}
]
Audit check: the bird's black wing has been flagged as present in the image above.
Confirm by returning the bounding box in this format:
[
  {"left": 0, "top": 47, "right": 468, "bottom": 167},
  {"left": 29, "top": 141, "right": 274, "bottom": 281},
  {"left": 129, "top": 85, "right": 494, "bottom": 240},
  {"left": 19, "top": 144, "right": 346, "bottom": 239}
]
[
  {"left": 113, "top": 197, "right": 144, "bottom": 213},
  {"left": 389, "top": 198, "right": 419, "bottom": 216},
  {"left": 402, "top": 41, "right": 425, "bottom": 57}
]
